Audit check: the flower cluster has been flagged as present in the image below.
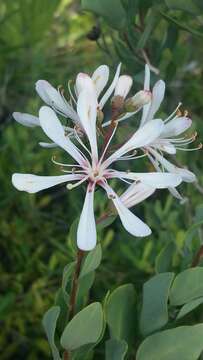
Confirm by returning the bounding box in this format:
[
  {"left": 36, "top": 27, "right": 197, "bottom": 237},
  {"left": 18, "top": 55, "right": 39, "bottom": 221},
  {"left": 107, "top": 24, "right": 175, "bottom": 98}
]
[{"left": 12, "top": 64, "right": 199, "bottom": 250}]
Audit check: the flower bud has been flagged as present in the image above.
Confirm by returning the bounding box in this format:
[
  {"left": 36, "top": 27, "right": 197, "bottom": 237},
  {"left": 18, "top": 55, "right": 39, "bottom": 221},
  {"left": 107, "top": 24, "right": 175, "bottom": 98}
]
[
  {"left": 114, "top": 75, "right": 133, "bottom": 99},
  {"left": 125, "top": 90, "right": 151, "bottom": 112},
  {"left": 111, "top": 95, "right": 125, "bottom": 119}
]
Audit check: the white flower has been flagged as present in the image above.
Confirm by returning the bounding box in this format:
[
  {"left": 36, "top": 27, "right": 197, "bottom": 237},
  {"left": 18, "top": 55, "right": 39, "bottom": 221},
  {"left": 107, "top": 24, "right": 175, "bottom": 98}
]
[
  {"left": 12, "top": 86, "right": 182, "bottom": 251},
  {"left": 12, "top": 64, "right": 122, "bottom": 148},
  {"left": 138, "top": 64, "right": 200, "bottom": 199}
]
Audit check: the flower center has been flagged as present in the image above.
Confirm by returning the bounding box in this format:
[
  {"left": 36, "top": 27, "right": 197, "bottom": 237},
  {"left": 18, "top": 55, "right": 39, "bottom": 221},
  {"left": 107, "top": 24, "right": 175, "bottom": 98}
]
[{"left": 88, "top": 165, "right": 104, "bottom": 183}]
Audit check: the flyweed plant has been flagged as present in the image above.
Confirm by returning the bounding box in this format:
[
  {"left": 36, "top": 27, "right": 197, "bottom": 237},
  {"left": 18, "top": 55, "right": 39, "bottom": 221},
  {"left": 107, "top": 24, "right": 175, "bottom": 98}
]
[{"left": 11, "top": 62, "right": 203, "bottom": 359}]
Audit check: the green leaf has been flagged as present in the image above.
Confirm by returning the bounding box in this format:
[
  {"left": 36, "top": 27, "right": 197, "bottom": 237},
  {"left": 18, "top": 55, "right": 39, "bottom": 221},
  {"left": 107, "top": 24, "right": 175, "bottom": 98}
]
[
  {"left": 176, "top": 297, "right": 203, "bottom": 320},
  {"left": 136, "top": 9, "right": 159, "bottom": 49},
  {"left": 61, "top": 302, "right": 104, "bottom": 351},
  {"left": 97, "top": 215, "right": 116, "bottom": 231},
  {"left": 105, "top": 284, "right": 136, "bottom": 343},
  {"left": 105, "top": 339, "right": 128, "bottom": 360},
  {"left": 160, "top": 11, "right": 203, "bottom": 37},
  {"left": 184, "top": 220, "right": 203, "bottom": 250},
  {"left": 54, "top": 288, "right": 69, "bottom": 333},
  {"left": 68, "top": 218, "right": 79, "bottom": 254},
  {"left": 155, "top": 242, "right": 175, "bottom": 273},
  {"left": 165, "top": 0, "right": 199, "bottom": 14},
  {"left": 81, "top": 0, "right": 127, "bottom": 30},
  {"left": 170, "top": 267, "right": 203, "bottom": 306},
  {"left": 76, "top": 272, "right": 95, "bottom": 311},
  {"left": 137, "top": 324, "right": 203, "bottom": 360},
  {"left": 140, "top": 273, "right": 174, "bottom": 336},
  {"left": 42, "top": 306, "right": 61, "bottom": 360},
  {"left": 80, "top": 244, "right": 102, "bottom": 278},
  {"left": 62, "top": 262, "right": 76, "bottom": 291}
]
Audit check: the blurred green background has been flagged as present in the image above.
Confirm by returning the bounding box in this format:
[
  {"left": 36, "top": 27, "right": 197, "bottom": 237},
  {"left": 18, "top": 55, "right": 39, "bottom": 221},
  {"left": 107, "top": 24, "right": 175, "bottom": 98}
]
[{"left": 1, "top": 0, "right": 203, "bottom": 359}]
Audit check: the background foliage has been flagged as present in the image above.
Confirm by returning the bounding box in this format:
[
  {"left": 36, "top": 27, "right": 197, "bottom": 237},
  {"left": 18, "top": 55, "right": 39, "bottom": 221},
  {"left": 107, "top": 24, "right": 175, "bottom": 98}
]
[{"left": 1, "top": 0, "right": 203, "bottom": 359}]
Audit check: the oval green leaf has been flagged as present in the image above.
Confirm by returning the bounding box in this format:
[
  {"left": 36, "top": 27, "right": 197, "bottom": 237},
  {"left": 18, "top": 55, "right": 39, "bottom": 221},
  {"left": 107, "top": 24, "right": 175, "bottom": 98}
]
[
  {"left": 170, "top": 267, "right": 203, "bottom": 306},
  {"left": 42, "top": 306, "right": 61, "bottom": 360},
  {"left": 105, "top": 284, "right": 136, "bottom": 343},
  {"left": 176, "top": 297, "right": 203, "bottom": 320},
  {"left": 105, "top": 339, "right": 128, "bottom": 360},
  {"left": 80, "top": 244, "right": 102, "bottom": 278},
  {"left": 60, "top": 302, "right": 104, "bottom": 351},
  {"left": 137, "top": 324, "right": 203, "bottom": 360},
  {"left": 140, "top": 272, "right": 174, "bottom": 336}
]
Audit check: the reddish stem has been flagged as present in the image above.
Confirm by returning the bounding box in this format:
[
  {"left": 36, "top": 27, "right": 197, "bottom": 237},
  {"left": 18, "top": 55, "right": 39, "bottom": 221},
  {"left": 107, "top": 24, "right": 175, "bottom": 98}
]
[
  {"left": 192, "top": 245, "right": 203, "bottom": 267},
  {"left": 69, "top": 249, "right": 85, "bottom": 320}
]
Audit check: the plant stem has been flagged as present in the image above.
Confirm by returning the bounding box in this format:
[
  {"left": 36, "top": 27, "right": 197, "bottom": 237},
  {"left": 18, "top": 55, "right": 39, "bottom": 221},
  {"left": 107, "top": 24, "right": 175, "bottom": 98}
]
[
  {"left": 63, "top": 350, "right": 70, "bottom": 360},
  {"left": 69, "top": 249, "right": 85, "bottom": 320},
  {"left": 192, "top": 245, "right": 203, "bottom": 267},
  {"left": 63, "top": 251, "right": 84, "bottom": 360}
]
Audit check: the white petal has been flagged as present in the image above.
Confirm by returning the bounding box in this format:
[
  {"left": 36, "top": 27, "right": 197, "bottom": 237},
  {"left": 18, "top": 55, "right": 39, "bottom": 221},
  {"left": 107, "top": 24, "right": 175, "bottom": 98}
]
[
  {"left": 154, "top": 139, "right": 176, "bottom": 154},
  {"left": 102, "top": 110, "right": 139, "bottom": 127},
  {"left": 144, "top": 64, "right": 150, "bottom": 91},
  {"left": 99, "top": 63, "right": 121, "bottom": 109},
  {"left": 77, "top": 90, "right": 98, "bottom": 161},
  {"left": 12, "top": 173, "right": 80, "bottom": 193},
  {"left": 77, "top": 186, "right": 97, "bottom": 251},
  {"left": 145, "top": 80, "right": 165, "bottom": 122},
  {"left": 39, "top": 106, "right": 85, "bottom": 165},
  {"left": 114, "top": 75, "right": 133, "bottom": 99},
  {"left": 161, "top": 117, "right": 192, "bottom": 137},
  {"left": 92, "top": 65, "right": 109, "bottom": 98},
  {"left": 140, "top": 64, "right": 151, "bottom": 126},
  {"left": 36, "top": 80, "right": 78, "bottom": 122},
  {"left": 75, "top": 73, "right": 95, "bottom": 96},
  {"left": 39, "top": 142, "right": 58, "bottom": 148},
  {"left": 111, "top": 171, "right": 182, "bottom": 188},
  {"left": 120, "top": 182, "right": 155, "bottom": 208},
  {"left": 149, "top": 148, "right": 197, "bottom": 183},
  {"left": 104, "top": 184, "right": 151, "bottom": 237},
  {"left": 168, "top": 187, "right": 183, "bottom": 200},
  {"left": 13, "top": 112, "right": 39, "bottom": 127},
  {"left": 104, "top": 119, "right": 164, "bottom": 167}
]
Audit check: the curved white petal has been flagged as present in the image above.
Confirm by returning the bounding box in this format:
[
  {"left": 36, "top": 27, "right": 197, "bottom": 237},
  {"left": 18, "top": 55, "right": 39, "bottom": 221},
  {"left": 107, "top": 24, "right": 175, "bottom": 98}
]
[
  {"left": 13, "top": 112, "right": 39, "bottom": 127},
  {"left": 140, "top": 64, "right": 151, "bottom": 126},
  {"left": 114, "top": 75, "right": 133, "bottom": 99},
  {"left": 99, "top": 63, "right": 121, "bottom": 109},
  {"left": 12, "top": 173, "right": 81, "bottom": 193},
  {"left": 120, "top": 182, "right": 155, "bottom": 208},
  {"left": 39, "top": 141, "right": 58, "bottom": 148},
  {"left": 149, "top": 148, "right": 197, "bottom": 183},
  {"left": 110, "top": 171, "right": 182, "bottom": 188},
  {"left": 77, "top": 186, "right": 97, "bottom": 251},
  {"left": 75, "top": 73, "right": 95, "bottom": 96},
  {"left": 168, "top": 187, "right": 183, "bottom": 200},
  {"left": 92, "top": 65, "right": 109, "bottom": 98},
  {"left": 39, "top": 106, "right": 85, "bottom": 165},
  {"left": 154, "top": 139, "right": 176, "bottom": 154},
  {"left": 145, "top": 80, "right": 165, "bottom": 123},
  {"left": 77, "top": 90, "right": 98, "bottom": 161},
  {"left": 161, "top": 117, "right": 192, "bottom": 137},
  {"left": 36, "top": 80, "right": 78, "bottom": 122},
  {"left": 103, "top": 184, "right": 151, "bottom": 237},
  {"left": 103, "top": 119, "right": 164, "bottom": 167}
]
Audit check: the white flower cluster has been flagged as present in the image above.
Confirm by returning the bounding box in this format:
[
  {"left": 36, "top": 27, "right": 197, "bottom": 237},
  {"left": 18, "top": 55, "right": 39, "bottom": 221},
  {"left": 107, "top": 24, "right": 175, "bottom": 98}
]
[{"left": 12, "top": 64, "right": 199, "bottom": 250}]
